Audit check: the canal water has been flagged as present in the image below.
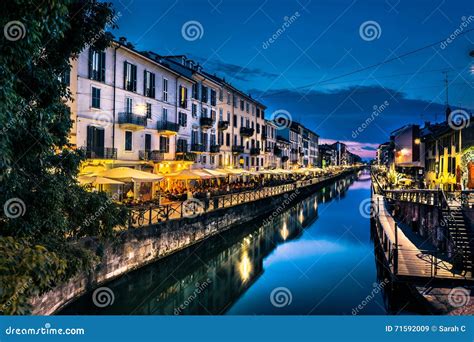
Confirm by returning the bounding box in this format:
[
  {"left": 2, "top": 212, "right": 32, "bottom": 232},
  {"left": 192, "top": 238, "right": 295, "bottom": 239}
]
[{"left": 60, "top": 171, "right": 408, "bottom": 315}]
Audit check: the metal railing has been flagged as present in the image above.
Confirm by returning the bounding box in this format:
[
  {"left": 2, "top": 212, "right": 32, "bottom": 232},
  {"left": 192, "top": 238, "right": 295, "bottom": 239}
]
[
  {"left": 126, "top": 172, "right": 346, "bottom": 229},
  {"left": 118, "top": 112, "right": 147, "bottom": 127},
  {"left": 79, "top": 146, "right": 117, "bottom": 159}
]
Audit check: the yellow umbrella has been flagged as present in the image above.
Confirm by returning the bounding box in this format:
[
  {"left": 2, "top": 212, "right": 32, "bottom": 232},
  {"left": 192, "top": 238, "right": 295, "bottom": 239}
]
[
  {"left": 78, "top": 175, "right": 125, "bottom": 185},
  {"left": 201, "top": 168, "right": 228, "bottom": 178},
  {"left": 98, "top": 167, "right": 163, "bottom": 182},
  {"left": 166, "top": 169, "right": 212, "bottom": 180},
  {"left": 221, "top": 168, "right": 244, "bottom": 176}
]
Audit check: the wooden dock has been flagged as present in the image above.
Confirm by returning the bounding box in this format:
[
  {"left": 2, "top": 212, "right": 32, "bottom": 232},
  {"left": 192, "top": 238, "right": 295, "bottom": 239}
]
[{"left": 373, "top": 194, "right": 473, "bottom": 284}]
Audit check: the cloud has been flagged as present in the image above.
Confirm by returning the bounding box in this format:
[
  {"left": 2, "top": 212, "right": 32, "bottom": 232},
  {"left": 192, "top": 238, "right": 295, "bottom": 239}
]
[
  {"left": 250, "top": 85, "right": 466, "bottom": 146},
  {"left": 319, "top": 138, "right": 379, "bottom": 160},
  {"left": 188, "top": 55, "right": 279, "bottom": 82}
]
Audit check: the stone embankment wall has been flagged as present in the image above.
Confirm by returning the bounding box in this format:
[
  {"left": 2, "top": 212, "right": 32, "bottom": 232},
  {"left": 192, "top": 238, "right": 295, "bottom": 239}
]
[{"left": 30, "top": 170, "right": 355, "bottom": 315}]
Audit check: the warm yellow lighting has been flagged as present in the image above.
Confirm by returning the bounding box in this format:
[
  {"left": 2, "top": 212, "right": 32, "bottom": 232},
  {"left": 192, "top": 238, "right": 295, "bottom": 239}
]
[
  {"left": 239, "top": 252, "right": 252, "bottom": 282},
  {"left": 414, "top": 138, "right": 420, "bottom": 145},
  {"left": 135, "top": 104, "right": 146, "bottom": 115},
  {"left": 280, "top": 222, "right": 289, "bottom": 240}
]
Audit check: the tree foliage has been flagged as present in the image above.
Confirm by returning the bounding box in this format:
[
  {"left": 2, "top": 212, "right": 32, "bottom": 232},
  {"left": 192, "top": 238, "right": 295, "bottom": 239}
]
[{"left": 0, "top": 0, "right": 126, "bottom": 314}]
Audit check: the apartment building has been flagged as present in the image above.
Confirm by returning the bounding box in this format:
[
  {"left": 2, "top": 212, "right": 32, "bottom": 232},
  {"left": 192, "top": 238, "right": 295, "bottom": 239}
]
[
  {"left": 69, "top": 40, "right": 195, "bottom": 177},
  {"left": 263, "top": 120, "right": 279, "bottom": 169},
  {"left": 276, "top": 136, "right": 291, "bottom": 169}
]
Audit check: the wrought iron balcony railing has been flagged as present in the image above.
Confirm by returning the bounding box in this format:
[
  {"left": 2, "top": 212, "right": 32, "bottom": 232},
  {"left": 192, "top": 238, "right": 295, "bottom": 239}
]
[
  {"left": 232, "top": 145, "right": 244, "bottom": 154},
  {"left": 190, "top": 143, "right": 205, "bottom": 153},
  {"left": 156, "top": 121, "right": 179, "bottom": 134},
  {"left": 80, "top": 147, "right": 117, "bottom": 159},
  {"left": 240, "top": 126, "right": 254, "bottom": 137},
  {"left": 218, "top": 120, "right": 229, "bottom": 130},
  {"left": 250, "top": 147, "right": 261, "bottom": 155},
  {"left": 139, "top": 150, "right": 165, "bottom": 162},
  {"left": 118, "top": 112, "right": 147, "bottom": 127},
  {"left": 210, "top": 144, "right": 221, "bottom": 153}
]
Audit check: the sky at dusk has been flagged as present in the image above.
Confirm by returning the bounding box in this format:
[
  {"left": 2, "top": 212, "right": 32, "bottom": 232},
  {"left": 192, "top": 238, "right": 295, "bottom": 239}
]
[{"left": 109, "top": 0, "right": 474, "bottom": 159}]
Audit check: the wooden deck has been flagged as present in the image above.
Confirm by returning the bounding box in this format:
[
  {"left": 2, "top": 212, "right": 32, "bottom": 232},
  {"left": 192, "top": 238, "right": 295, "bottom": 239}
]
[{"left": 373, "top": 194, "right": 473, "bottom": 282}]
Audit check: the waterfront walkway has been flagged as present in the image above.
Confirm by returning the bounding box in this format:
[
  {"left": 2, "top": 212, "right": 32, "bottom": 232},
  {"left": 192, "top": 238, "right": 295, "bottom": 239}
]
[
  {"left": 373, "top": 194, "right": 473, "bottom": 282},
  {"left": 126, "top": 169, "right": 357, "bottom": 228}
]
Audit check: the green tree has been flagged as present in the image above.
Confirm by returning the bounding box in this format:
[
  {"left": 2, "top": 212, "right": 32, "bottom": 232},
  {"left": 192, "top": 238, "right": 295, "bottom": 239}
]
[{"left": 0, "top": 0, "right": 127, "bottom": 314}]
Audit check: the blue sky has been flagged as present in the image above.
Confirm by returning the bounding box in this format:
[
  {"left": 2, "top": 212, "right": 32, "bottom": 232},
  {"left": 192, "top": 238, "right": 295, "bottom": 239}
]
[{"left": 110, "top": 0, "right": 474, "bottom": 159}]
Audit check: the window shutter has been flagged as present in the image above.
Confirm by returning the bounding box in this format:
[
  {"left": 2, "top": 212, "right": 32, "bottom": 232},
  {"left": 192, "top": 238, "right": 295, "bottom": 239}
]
[
  {"left": 151, "top": 73, "right": 155, "bottom": 98},
  {"left": 100, "top": 51, "right": 106, "bottom": 82},
  {"left": 87, "top": 126, "right": 94, "bottom": 149},
  {"left": 143, "top": 70, "right": 147, "bottom": 95},
  {"left": 132, "top": 65, "right": 137, "bottom": 91},
  {"left": 123, "top": 61, "right": 127, "bottom": 89},
  {"left": 88, "top": 49, "right": 93, "bottom": 79}
]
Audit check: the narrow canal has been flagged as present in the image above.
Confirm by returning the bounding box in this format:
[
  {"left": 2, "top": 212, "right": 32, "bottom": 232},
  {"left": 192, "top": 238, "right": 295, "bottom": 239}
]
[{"left": 60, "top": 171, "right": 416, "bottom": 315}]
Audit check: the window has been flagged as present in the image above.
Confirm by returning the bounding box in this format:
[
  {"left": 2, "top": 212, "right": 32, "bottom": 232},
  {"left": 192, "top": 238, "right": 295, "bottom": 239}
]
[
  {"left": 192, "top": 83, "right": 199, "bottom": 99},
  {"left": 125, "top": 131, "right": 133, "bottom": 151},
  {"left": 160, "top": 136, "right": 169, "bottom": 153},
  {"left": 211, "top": 110, "right": 216, "bottom": 121},
  {"left": 179, "top": 85, "right": 188, "bottom": 108},
  {"left": 163, "top": 78, "right": 168, "bottom": 102},
  {"left": 124, "top": 62, "right": 137, "bottom": 92},
  {"left": 60, "top": 69, "right": 70, "bottom": 85},
  {"left": 219, "top": 108, "right": 223, "bottom": 121},
  {"left": 91, "top": 87, "right": 100, "bottom": 109},
  {"left": 233, "top": 95, "right": 238, "bottom": 108},
  {"left": 227, "top": 92, "right": 231, "bottom": 105},
  {"left": 125, "top": 98, "right": 133, "bottom": 113},
  {"left": 218, "top": 131, "right": 223, "bottom": 145},
  {"left": 162, "top": 108, "right": 168, "bottom": 122},
  {"left": 240, "top": 100, "right": 244, "bottom": 111},
  {"left": 218, "top": 89, "right": 223, "bottom": 102},
  {"left": 256, "top": 108, "right": 260, "bottom": 118},
  {"left": 246, "top": 102, "right": 249, "bottom": 113},
  {"left": 145, "top": 134, "right": 151, "bottom": 151},
  {"left": 226, "top": 133, "right": 230, "bottom": 146},
  {"left": 257, "top": 123, "right": 260, "bottom": 134},
  {"left": 146, "top": 103, "right": 152, "bottom": 119},
  {"left": 191, "top": 130, "right": 198, "bottom": 145},
  {"left": 233, "top": 115, "right": 237, "bottom": 127},
  {"left": 201, "top": 85, "right": 208, "bottom": 103},
  {"left": 144, "top": 71, "right": 155, "bottom": 98},
  {"left": 179, "top": 112, "right": 187, "bottom": 127},
  {"left": 192, "top": 103, "right": 197, "bottom": 117},
  {"left": 89, "top": 49, "right": 106, "bottom": 82},
  {"left": 210, "top": 89, "right": 216, "bottom": 106}
]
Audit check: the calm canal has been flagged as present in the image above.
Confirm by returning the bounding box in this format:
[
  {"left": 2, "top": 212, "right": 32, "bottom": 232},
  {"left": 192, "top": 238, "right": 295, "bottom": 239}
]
[{"left": 60, "top": 170, "right": 417, "bottom": 315}]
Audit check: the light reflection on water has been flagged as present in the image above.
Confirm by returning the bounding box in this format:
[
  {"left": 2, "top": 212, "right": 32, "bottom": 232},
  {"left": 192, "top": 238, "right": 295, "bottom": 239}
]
[{"left": 60, "top": 171, "right": 396, "bottom": 315}]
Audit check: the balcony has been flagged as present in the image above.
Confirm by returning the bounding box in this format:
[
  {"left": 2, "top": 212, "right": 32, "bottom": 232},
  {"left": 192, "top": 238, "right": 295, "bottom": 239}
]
[
  {"left": 190, "top": 143, "right": 205, "bottom": 153},
  {"left": 240, "top": 126, "right": 254, "bottom": 137},
  {"left": 139, "top": 150, "right": 164, "bottom": 162},
  {"left": 281, "top": 156, "right": 289, "bottom": 163},
  {"left": 232, "top": 145, "right": 244, "bottom": 154},
  {"left": 156, "top": 121, "right": 179, "bottom": 135},
  {"left": 200, "top": 117, "right": 215, "bottom": 128},
  {"left": 250, "top": 147, "right": 260, "bottom": 156},
  {"left": 210, "top": 144, "right": 221, "bottom": 153},
  {"left": 218, "top": 120, "right": 229, "bottom": 130},
  {"left": 80, "top": 147, "right": 117, "bottom": 160},
  {"left": 176, "top": 152, "right": 196, "bottom": 162},
  {"left": 274, "top": 147, "right": 282, "bottom": 157},
  {"left": 118, "top": 112, "right": 147, "bottom": 130}
]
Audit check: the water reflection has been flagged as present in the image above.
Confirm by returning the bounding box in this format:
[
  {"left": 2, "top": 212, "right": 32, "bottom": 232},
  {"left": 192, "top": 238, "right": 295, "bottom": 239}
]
[{"left": 60, "top": 174, "right": 375, "bottom": 315}]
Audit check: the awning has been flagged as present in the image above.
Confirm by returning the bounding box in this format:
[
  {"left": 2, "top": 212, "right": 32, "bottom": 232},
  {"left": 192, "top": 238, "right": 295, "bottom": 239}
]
[
  {"left": 78, "top": 175, "right": 125, "bottom": 185},
  {"left": 98, "top": 167, "right": 164, "bottom": 182},
  {"left": 221, "top": 168, "right": 244, "bottom": 175},
  {"left": 201, "top": 168, "right": 228, "bottom": 178},
  {"left": 166, "top": 169, "right": 212, "bottom": 180}
]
